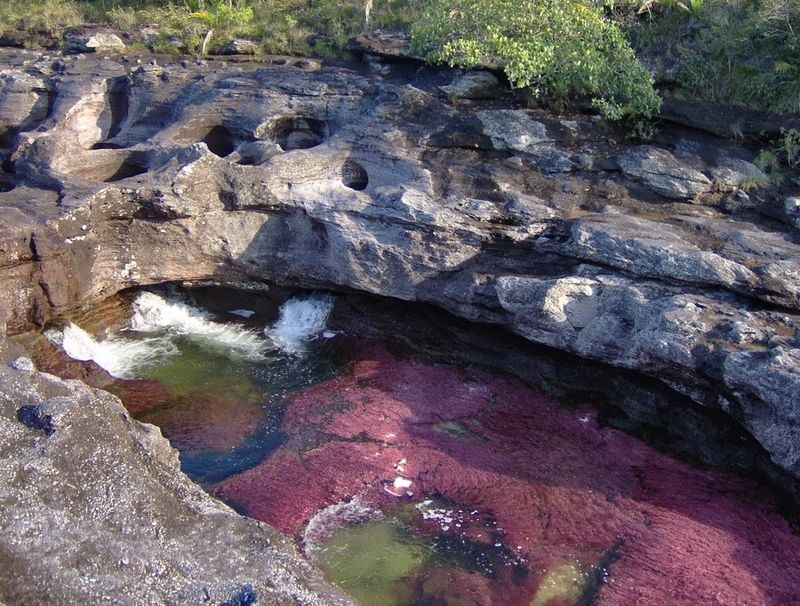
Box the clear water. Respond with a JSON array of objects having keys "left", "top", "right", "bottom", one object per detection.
[
  {"left": 315, "top": 520, "right": 428, "bottom": 606},
  {"left": 46, "top": 290, "right": 612, "bottom": 604},
  {"left": 50, "top": 288, "right": 800, "bottom": 606},
  {"left": 51, "top": 289, "right": 343, "bottom": 485}
]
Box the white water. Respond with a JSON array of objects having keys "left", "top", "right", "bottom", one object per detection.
[
  {"left": 53, "top": 291, "right": 335, "bottom": 378},
  {"left": 49, "top": 323, "right": 177, "bottom": 379},
  {"left": 53, "top": 291, "right": 272, "bottom": 378},
  {"left": 130, "top": 291, "right": 269, "bottom": 361},
  {"left": 266, "top": 293, "right": 335, "bottom": 353}
]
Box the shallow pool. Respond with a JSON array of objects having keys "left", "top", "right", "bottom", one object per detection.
[{"left": 51, "top": 287, "right": 800, "bottom": 606}]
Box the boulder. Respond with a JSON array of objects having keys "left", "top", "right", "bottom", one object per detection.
[
  {"left": 477, "top": 109, "right": 553, "bottom": 152},
  {"left": 63, "top": 30, "right": 126, "bottom": 53},
  {"left": 707, "top": 156, "right": 768, "bottom": 189},
  {"left": 617, "top": 145, "right": 712, "bottom": 199},
  {"left": 221, "top": 39, "right": 259, "bottom": 55},
  {"left": 439, "top": 70, "right": 502, "bottom": 100}
]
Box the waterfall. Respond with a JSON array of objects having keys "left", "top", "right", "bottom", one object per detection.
[
  {"left": 130, "top": 291, "right": 268, "bottom": 361},
  {"left": 51, "top": 322, "right": 177, "bottom": 379},
  {"left": 52, "top": 291, "right": 273, "bottom": 377},
  {"left": 266, "top": 292, "right": 335, "bottom": 353}
]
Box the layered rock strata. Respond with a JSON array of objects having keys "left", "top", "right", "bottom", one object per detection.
[{"left": 0, "top": 46, "right": 799, "bottom": 600}]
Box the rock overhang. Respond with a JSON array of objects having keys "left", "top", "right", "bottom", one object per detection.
[{"left": 0, "top": 48, "right": 798, "bottom": 495}]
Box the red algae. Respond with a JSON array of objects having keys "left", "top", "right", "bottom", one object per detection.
[
  {"left": 107, "top": 378, "right": 175, "bottom": 415},
  {"left": 212, "top": 341, "right": 800, "bottom": 605},
  {"left": 135, "top": 393, "right": 264, "bottom": 452}
]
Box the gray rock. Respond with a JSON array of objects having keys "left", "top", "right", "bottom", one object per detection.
[
  {"left": 63, "top": 31, "right": 126, "bottom": 53},
  {"left": 475, "top": 110, "right": 572, "bottom": 171},
  {"left": 0, "top": 360, "right": 353, "bottom": 605},
  {"left": 566, "top": 215, "right": 759, "bottom": 291},
  {"left": 785, "top": 196, "right": 800, "bottom": 229},
  {"left": 221, "top": 39, "right": 259, "bottom": 55},
  {"left": 477, "top": 109, "right": 552, "bottom": 152},
  {"left": 0, "top": 72, "right": 51, "bottom": 135},
  {"left": 10, "top": 356, "right": 35, "bottom": 371},
  {"left": 439, "top": 70, "right": 502, "bottom": 99},
  {"left": 724, "top": 347, "right": 800, "bottom": 474},
  {"left": 708, "top": 156, "right": 768, "bottom": 189},
  {"left": 0, "top": 47, "right": 800, "bottom": 597},
  {"left": 618, "top": 145, "right": 712, "bottom": 199}
]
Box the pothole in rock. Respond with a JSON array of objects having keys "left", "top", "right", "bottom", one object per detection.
[
  {"left": 263, "top": 116, "right": 329, "bottom": 151},
  {"left": 201, "top": 125, "right": 237, "bottom": 158},
  {"left": 23, "top": 284, "right": 800, "bottom": 606},
  {"left": 174, "top": 121, "right": 245, "bottom": 158},
  {"left": 341, "top": 159, "right": 368, "bottom": 191},
  {"left": 71, "top": 150, "right": 149, "bottom": 183}
]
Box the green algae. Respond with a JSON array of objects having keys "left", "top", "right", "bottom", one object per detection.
[
  {"left": 316, "top": 520, "right": 428, "bottom": 606},
  {"left": 136, "top": 338, "right": 261, "bottom": 398},
  {"left": 530, "top": 560, "right": 589, "bottom": 606}
]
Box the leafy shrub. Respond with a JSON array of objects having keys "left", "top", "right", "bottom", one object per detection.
[
  {"left": 410, "top": 0, "right": 661, "bottom": 120},
  {"left": 756, "top": 128, "right": 800, "bottom": 180},
  {"left": 619, "top": 0, "right": 800, "bottom": 114}
]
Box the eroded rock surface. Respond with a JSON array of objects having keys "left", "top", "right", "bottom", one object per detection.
[
  {"left": 0, "top": 354, "right": 352, "bottom": 605},
  {"left": 0, "top": 46, "right": 799, "bottom": 601}
]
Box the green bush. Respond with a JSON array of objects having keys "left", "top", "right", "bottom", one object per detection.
[
  {"left": 410, "top": 0, "right": 661, "bottom": 119},
  {"left": 619, "top": 0, "right": 800, "bottom": 114},
  {"left": 756, "top": 128, "right": 800, "bottom": 185}
]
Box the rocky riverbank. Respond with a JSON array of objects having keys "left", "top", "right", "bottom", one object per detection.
[{"left": 0, "top": 43, "right": 799, "bottom": 602}]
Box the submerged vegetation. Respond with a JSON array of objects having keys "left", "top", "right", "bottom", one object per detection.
[{"left": 0, "top": 0, "right": 797, "bottom": 121}]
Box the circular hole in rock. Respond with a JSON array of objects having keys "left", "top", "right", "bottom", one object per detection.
[
  {"left": 105, "top": 159, "right": 148, "bottom": 182},
  {"left": 270, "top": 116, "right": 328, "bottom": 151},
  {"left": 341, "top": 160, "right": 368, "bottom": 191},
  {"left": 202, "top": 125, "right": 237, "bottom": 158},
  {"left": 91, "top": 141, "right": 124, "bottom": 150}
]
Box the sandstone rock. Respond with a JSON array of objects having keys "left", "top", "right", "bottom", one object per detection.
[
  {"left": 439, "top": 70, "right": 502, "bottom": 100},
  {"left": 565, "top": 215, "right": 759, "bottom": 293},
  {"left": 349, "top": 31, "right": 420, "bottom": 61},
  {"left": 707, "top": 156, "right": 767, "bottom": 189},
  {"left": 0, "top": 48, "right": 799, "bottom": 587},
  {"left": 659, "top": 95, "right": 800, "bottom": 139},
  {"left": 785, "top": 196, "right": 800, "bottom": 229},
  {"left": 0, "top": 356, "right": 353, "bottom": 605},
  {"left": 0, "top": 72, "right": 51, "bottom": 138},
  {"left": 63, "top": 31, "right": 126, "bottom": 53},
  {"left": 477, "top": 109, "right": 552, "bottom": 152},
  {"left": 476, "top": 110, "right": 573, "bottom": 172},
  {"left": 724, "top": 347, "right": 800, "bottom": 474},
  {"left": 221, "top": 39, "right": 259, "bottom": 55},
  {"left": 617, "top": 145, "right": 712, "bottom": 199}
]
